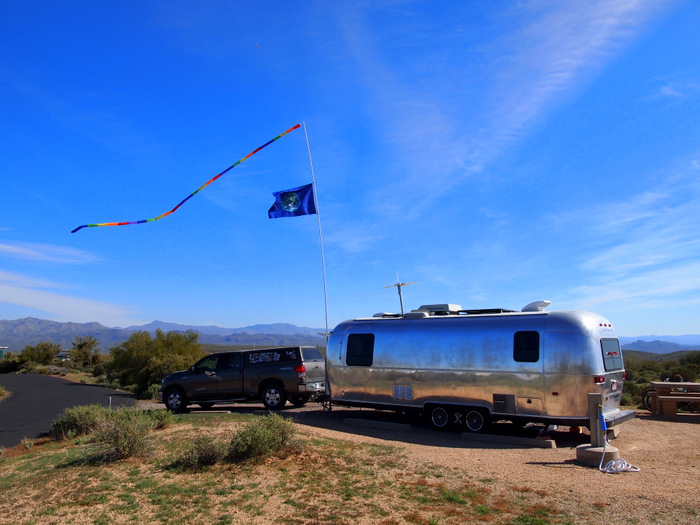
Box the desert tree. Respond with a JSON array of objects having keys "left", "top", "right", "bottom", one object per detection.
[
  {"left": 20, "top": 341, "right": 62, "bottom": 365},
  {"left": 68, "top": 335, "right": 102, "bottom": 368}
]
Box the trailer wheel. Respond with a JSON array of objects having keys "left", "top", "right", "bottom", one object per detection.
[
  {"left": 427, "top": 405, "right": 452, "bottom": 431},
  {"left": 464, "top": 409, "right": 489, "bottom": 433}
]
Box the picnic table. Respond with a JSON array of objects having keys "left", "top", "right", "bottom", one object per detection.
[{"left": 649, "top": 381, "right": 700, "bottom": 417}]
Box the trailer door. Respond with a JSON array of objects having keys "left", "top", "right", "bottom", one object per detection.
[{"left": 512, "top": 329, "right": 545, "bottom": 415}]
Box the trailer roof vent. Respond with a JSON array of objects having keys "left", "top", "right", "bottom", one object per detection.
[
  {"left": 415, "top": 304, "right": 462, "bottom": 315},
  {"left": 404, "top": 310, "right": 430, "bottom": 318},
  {"left": 521, "top": 300, "right": 551, "bottom": 312}
]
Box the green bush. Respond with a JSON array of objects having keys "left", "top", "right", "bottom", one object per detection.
[
  {"left": 50, "top": 404, "right": 110, "bottom": 440},
  {"left": 20, "top": 341, "right": 61, "bottom": 366},
  {"left": 142, "top": 383, "right": 161, "bottom": 400},
  {"left": 92, "top": 362, "right": 108, "bottom": 377},
  {"left": 92, "top": 408, "right": 154, "bottom": 461},
  {"left": 0, "top": 384, "right": 6, "bottom": 397},
  {"left": 0, "top": 357, "right": 21, "bottom": 374},
  {"left": 180, "top": 437, "right": 226, "bottom": 469},
  {"left": 228, "top": 414, "right": 295, "bottom": 461},
  {"left": 144, "top": 409, "right": 173, "bottom": 429}
]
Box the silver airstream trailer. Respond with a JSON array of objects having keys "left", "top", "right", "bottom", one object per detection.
[{"left": 325, "top": 301, "right": 634, "bottom": 432}]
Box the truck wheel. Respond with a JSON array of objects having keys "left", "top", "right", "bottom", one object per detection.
[
  {"left": 261, "top": 383, "right": 287, "bottom": 410},
  {"left": 164, "top": 387, "right": 188, "bottom": 412},
  {"left": 464, "top": 409, "right": 489, "bottom": 433},
  {"left": 427, "top": 405, "right": 452, "bottom": 431}
]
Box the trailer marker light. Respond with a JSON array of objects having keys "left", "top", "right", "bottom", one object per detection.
[
  {"left": 594, "top": 375, "right": 605, "bottom": 384},
  {"left": 552, "top": 392, "right": 559, "bottom": 396}
]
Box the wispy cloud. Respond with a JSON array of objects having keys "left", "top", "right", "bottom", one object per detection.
[
  {"left": 555, "top": 154, "right": 700, "bottom": 309},
  {"left": 341, "top": 1, "right": 674, "bottom": 218},
  {"left": 0, "top": 241, "right": 101, "bottom": 264},
  {"left": 0, "top": 282, "right": 138, "bottom": 325},
  {"left": 654, "top": 81, "right": 700, "bottom": 99},
  {"left": 0, "top": 271, "right": 65, "bottom": 289},
  {"left": 0, "top": 244, "right": 137, "bottom": 324}
]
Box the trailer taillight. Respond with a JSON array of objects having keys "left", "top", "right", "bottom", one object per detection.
[
  {"left": 622, "top": 372, "right": 627, "bottom": 379},
  {"left": 593, "top": 375, "right": 605, "bottom": 384},
  {"left": 293, "top": 364, "right": 306, "bottom": 374}
]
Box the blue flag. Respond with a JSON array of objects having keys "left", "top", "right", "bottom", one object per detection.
[{"left": 268, "top": 183, "right": 317, "bottom": 219}]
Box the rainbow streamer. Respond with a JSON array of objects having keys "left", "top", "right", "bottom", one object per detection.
[{"left": 71, "top": 123, "right": 301, "bottom": 233}]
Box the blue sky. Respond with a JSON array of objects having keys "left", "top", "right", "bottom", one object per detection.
[{"left": 2, "top": 1, "right": 699, "bottom": 337}]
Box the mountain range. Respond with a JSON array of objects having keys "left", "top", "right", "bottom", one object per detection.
[
  {"left": 0, "top": 317, "right": 698, "bottom": 355},
  {"left": 0, "top": 317, "right": 326, "bottom": 353}
]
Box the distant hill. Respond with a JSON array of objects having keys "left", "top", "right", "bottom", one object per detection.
[
  {"left": 0, "top": 317, "right": 326, "bottom": 353},
  {"left": 620, "top": 340, "right": 700, "bottom": 354},
  {"left": 622, "top": 349, "right": 698, "bottom": 363},
  {"left": 619, "top": 334, "right": 700, "bottom": 347}
]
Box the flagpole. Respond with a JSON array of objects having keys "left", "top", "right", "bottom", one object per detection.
[{"left": 302, "top": 122, "right": 330, "bottom": 340}]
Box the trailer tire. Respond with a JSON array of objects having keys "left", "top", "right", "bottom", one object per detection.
[
  {"left": 464, "top": 408, "right": 489, "bottom": 433},
  {"left": 427, "top": 405, "right": 452, "bottom": 431}
]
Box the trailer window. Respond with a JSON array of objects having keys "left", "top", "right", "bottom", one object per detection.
[
  {"left": 601, "top": 338, "right": 624, "bottom": 371},
  {"left": 513, "top": 331, "right": 539, "bottom": 362},
  {"left": 346, "top": 334, "right": 374, "bottom": 366}
]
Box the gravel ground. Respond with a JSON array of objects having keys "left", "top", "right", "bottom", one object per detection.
[{"left": 140, "top": 400, "right": 699, "bottom": 524}]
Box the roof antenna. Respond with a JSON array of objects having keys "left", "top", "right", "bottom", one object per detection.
[{"left": 385, "top": 274, "right": 418, "bottom": 315}]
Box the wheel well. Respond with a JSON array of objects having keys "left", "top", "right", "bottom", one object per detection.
[
  {"left": 259, "top": 379, "right": 285, "bottom": 395},
  {"left": 423, "top": 403, "right": 492, "bottom": 423}
]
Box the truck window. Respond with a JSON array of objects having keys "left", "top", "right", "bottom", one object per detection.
[
  {"left": 218, "top": 354, "right": 240, "bottom": 369},
  {"left": 346, "top": 334, "right": 374, "bottom": 366},
  {"left": 513, "top": 331, "right": 539, "bottom": 362},
  {"left": 247, "top": 348, "right": 298, "bottom": 365},
  {"left": 601, "top": 338, "right": 624, "bottom": 371},
  {"left": 302, "top": 348, "right": 323, "bottom": 361},
  {"left": 195, "top": 355, "right": 219, "bottom": 371}
]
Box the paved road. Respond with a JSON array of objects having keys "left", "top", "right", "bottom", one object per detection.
[{"left": 0, "top": 374, "right": 137, "bottom": 448}]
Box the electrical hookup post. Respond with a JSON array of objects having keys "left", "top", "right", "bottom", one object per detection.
[{"left": 576, "top": 393, "right": 640, "bottom": 473}]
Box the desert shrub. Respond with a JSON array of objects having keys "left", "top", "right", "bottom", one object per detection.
[
  {"left": 144, "top": 409, "right": 173, "bottom": 429},
  {"left": 18, "top": 362, "right": 40, "bottom": 374},
  {"left": 50, "top": 404, "right": 110, "bottom": 440},
  {"left": 92, "top": 362, "right": 108, "bottom": 377},
  {"left": 180, "top": 437, "right": 226, "bottom": 469},
  {"left": 0, "top": 385, "right": 6, "bottom": 397},
  {"left": 142, "top": 383, "right": 161, "bottom": 400},
  {"left": 620, "top": 392, "right": 632, "bottom": 406},
  {"left": 228, "top": 414, "right": 295, "bottom": 461},
  {"left": 92, "top": 408, "right": 154, "bottom": 461},
  {"left": 0, "top": 357, "right": 21, "bottom": 374},
  {"left": 46, "top": 365, "right": 69, "bottom": 376}
]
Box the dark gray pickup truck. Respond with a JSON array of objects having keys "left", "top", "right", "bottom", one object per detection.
[{"left": 158, "top": 346, "right": 325, "bottom": 411}]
